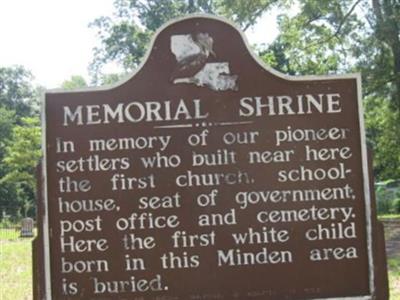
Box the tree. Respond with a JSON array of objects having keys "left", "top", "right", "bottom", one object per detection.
[
  {"left": 263, "top": 1, "right": 399, "bottom": 110},
  {"left": 61, "top": 75, "right": 88, "bottom": 90},
  {"left": 371, "top": 0, "right": 400, "bottom": 111},
  {"left": 0, "top": 66, "right": 37, "bottom": 119},
  {"left": 90, "top": 0, "right": 398, "bottom": 99},
  {"left": 89, "top": 0, "right": 399, "bottom": 179},
  {"left": 0, "top": 66, "right": 40, "bottom": 219},
  {"left": 263, "top": 0, "right": 399, "bottom": 179},
  {"left": 1, "top": 117, "right": 41, "bottom": 218},
  {"left": 89, "top": 0, "right": 279, "bottom": 82},
  {"left": 364, "top": 95, "right": 400, "bottom": 180},
  {"left": 0, "top": 108, "right": 18, "bottom": 218},
  {"left": 0, "top": 108, "right": 16, "bottom": 152}
]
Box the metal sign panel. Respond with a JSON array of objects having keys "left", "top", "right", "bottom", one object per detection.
[{"left": 41, "top": 14, "right": 379, "bottom": 299}]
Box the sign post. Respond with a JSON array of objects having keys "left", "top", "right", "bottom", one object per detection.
[{"left": 35, "top": 14, "right": 388, "bottom": 299}]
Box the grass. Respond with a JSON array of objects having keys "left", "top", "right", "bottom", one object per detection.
[
  {"left": 0, "top": 236, "right": 399, "bottom": 299},
  {"left": 0, "top": 228, "right": 21, "bottom": 241},
  {"left": 0, "top": 238, "right": 33, "bottom": 300},
  {"left": 388, "top": 256, "right": 400, "bottom": 299},
  {"left": 379, "top": 214, "right": 400, "bottom": 220}
]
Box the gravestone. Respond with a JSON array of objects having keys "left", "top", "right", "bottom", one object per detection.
[
  {"left": 20, "top": 217, "right": 34, "bottom": 237},
  {"left": 33, "top": 14, "right": 388, "bottom": 299}
]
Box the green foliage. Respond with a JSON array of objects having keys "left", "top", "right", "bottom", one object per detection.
[
  {"left": 376, "top": 185, "right": 395, "bottom": 214},
  {"left": 88, "top": 0, "right": 400, "bottom": 179},
  {"left": 89, "top": 0, "right": 216, "bottom": 80},
  {"left": 0, "top": 108, "right": 18, "bottom": 218},
  {"left": 61, "top": 75, "right": 88, "bottom": 90},
  {"left": 89, "top": 0, "right": 281, "bottom": 83},
  {"left": 364, "top": 96, "right": 400, "bottom": 179},
  {"left": 253, "top": 0, "right": 400, "bottom": 180},
  {"left": 375, "top": 179, "right": 400, "bottom": 214},
  {"left": 261, "top": 1, "right": 361, "bottom": 75},
  {"left": 267, "top": 0, "right": 400, "bottom": 109},
  {"left": 0, "top": 66, "right": 40, "bottom": 219},
  {"left": 2, "top": 117, "right": 41, "bottom": 187},
  {"left": 0, "top": 218, "right": 18, "bottom": 229},
  {"left": 378, "top": 214, "right": 400, "bottom": 220},
  {"left": 0, "top": 66, "right": 37, "bottom": 118},
  {"left": 1, "top": 117, "right": 41, "bottom": 218},
  {"left": 217, "top": 0, "right": 281, "bottom": 30},
  {"left": 393, "top": 198, "right": 400, "bottom": 214},
  {"left": 369, "top": 0, "right": 400, "bottom": 111},
  {"left": 98, "top": 72, "right": 130, "bottom": 86},
  {"left": 0, "top": 108, "right": 16, "bottom": 153}
]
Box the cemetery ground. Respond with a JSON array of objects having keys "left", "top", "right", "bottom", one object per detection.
[{"left": 0, "top": 219, "right": 399, "bottom": 300}]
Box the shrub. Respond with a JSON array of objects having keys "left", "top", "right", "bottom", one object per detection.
[{"left": 392, "top": 198, "right": 400, "bottom": 214}]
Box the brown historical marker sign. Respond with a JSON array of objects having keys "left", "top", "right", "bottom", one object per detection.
[{"left": 40, "top": 15, "right": 385, "bottom": 299}]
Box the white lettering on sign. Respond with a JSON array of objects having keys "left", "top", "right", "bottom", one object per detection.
[{"left": 63, "top": 99, "right": 208, "bottom": 126}]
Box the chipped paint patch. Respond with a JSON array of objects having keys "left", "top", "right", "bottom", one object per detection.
[
  {"left": 170, "top": 33, "right": 238, "bottom": 91},
  {"left": 171, "top": 35, "right": 201, "bottom": 62},
  {"left": 174, "top": 62, "right": 238, "bottom": 91}
]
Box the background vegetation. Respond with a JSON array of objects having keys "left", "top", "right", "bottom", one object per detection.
[
  {"left": 0, "top": 1, "right": 399, "bottom": 299},
  {"left": 1, "top": 0, "right": 399, "bottom": 221}
]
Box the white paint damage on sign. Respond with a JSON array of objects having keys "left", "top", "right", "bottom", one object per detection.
[{"left": 170, "top": 33, "right": 238, "bottom": 91}]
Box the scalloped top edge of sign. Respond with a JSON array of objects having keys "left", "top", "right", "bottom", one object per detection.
[{"left": 46, "top": 13, "right": 361, "bottom": 94}]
